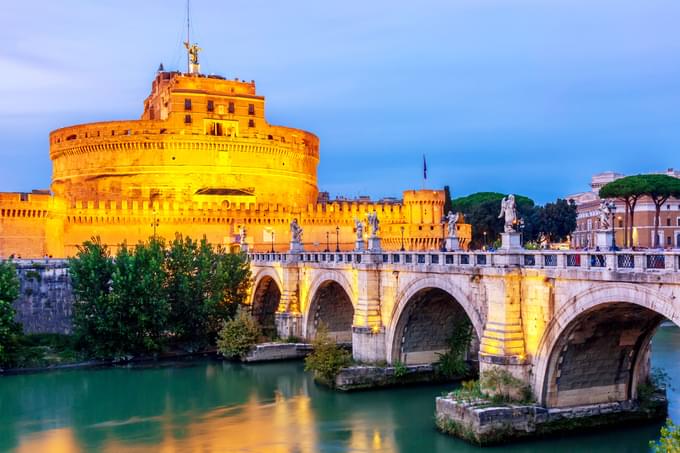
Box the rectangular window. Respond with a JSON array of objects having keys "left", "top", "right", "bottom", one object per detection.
[
  {"left": 248, "top": 104, "right": 255, "bottom": 115},
  {"left": 184, "top": 99, "right": 192, "bottom": 110},
  {"left": 228, "top": 102, "right": 235, "bottom": 114},
  {"left": 677, "top": 217, "right": 680, "bottom": 226},
  {"left": 248, "top": 119, "right": 255, "bottom": 128},
  {"left": 184, "top": 114, "right": 192, "bottom": 124},
  {"left": 667, "top": 218, "right": 672, "bottom": 226},
  {"left": 618, "top": 220, "right": 623, "bottom": 228},
  {"left": 667, "top": 236, "right": 672, "bottom": 246},
  {"left": 207, "top": 100, "right": 214, "bottom": 112}
]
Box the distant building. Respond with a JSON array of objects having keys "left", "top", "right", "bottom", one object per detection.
[{"left": 568, "top": 169, "right": 680, "bottom": 249}]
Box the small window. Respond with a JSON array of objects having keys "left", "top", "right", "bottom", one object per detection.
[
  {"left": 667, "top": 236, "right": 672, "bottom": 245},
  {"left": 667, "top": 218, "right": 672, "bottom": 226},
  {"left": 618, "top": 220, "right": 623, "bottom": 228},
  {"left": 677, "top": 217, "right": 680, "bottom": 226},
  {"left": 228, "top": 102, "right": 235, "bottom": 114},
  {"left": 248, "top": 119, "right": 255, "bottom": 128},
  {"left": 185, "top": 114, "right": 192, "bottom": 124},
  {"left": 248, "top": 104, "right": 255, "bottom": 115},
  {"left": 184, "top": 99, "right": 192, "bottom": 110},
  {"left": 207, "top": 100, "right": 214, "bottom": 112}
]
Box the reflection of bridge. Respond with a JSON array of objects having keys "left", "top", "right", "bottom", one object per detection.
[{"left": 249, "top": 249, "right": 680, "bottom": 408}]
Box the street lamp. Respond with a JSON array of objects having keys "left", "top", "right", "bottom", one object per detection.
[
  {"left": 335, "top": 226, "right": 340, "bottom": 252},
  {"left": 483, "top": 231, "right": 487, "bottom": 250},
  {"left": 518, "top": 218, "right": 525, "bottom": 247},
  {"left": 271, "top": 230, "right": 275, "bottom": 253},
  {"left": 325, "top": 231, "right": 330, "bottom": 252},
  {"left": 400, "top": 226, "right": 405, "bottom": 251},
  {"left": 608, "top": 201, "right": 617, "bottom": 250}
]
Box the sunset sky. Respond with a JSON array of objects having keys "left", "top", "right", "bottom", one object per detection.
[{"left": 2, "top": 0, "right": 680, "bottom": 203}]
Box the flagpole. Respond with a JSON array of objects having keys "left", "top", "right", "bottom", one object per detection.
[{"left": 422, "top": 154, "right": 427, "bottom": 190}]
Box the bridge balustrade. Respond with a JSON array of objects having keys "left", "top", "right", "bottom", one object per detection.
[{"left": 247, "top": 250, "right": 680, "bottom": 273}]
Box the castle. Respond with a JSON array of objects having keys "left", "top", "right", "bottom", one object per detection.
[{"left": 0, "top": 44, "right": 470, "bottom": 258}]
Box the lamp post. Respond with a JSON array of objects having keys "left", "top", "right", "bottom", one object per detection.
[
  {"left": 400, "top": 226, "right": 405, "bottom": 251},
  {"left": 325, "top": 231, "right": 330, "bottom": 252},
  {"left": 518, "top": 218, "right": 525, "bottom": 247},
  {"left": 335, "top": 226, "right": 340, "bottom": 252},
  {"left": 483, "top": 231, "right": 487, "bottom": 250},
  {"left": 271, "top": 231, "right": 275, "bottom": 253},
  {"left": 608, "top": 201, "right": 617, "bottom": 250}
]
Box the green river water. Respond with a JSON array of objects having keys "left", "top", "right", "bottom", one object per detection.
[{"left": 1, "top": 325, "right": 679, "bottom": 452}]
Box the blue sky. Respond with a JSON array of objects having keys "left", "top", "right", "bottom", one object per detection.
[{"left": 2, "top": 0, "right": 679, "bottom": 203}]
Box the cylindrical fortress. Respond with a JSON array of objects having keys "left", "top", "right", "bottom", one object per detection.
[{"left": 49, "top": 72, "right": 319, "bottom": 208}]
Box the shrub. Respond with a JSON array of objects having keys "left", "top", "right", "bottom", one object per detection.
[
  {"left": 394, "top": 360, "right": 408, "bottom": 378},
  {"left": 304, "top": 324, "right": 351, "bottom": 384},
  {"left": 480, "top": 366, "right": 533, "bottom": 404},
  {"left": 217, "top": 308, "right": 261, "bottom": 359},
  {"left": 0, "top": 259, "right": 21, "bottom": 367},
  {"left": 436, "top": 318, "right": 473, "bottom": 378},
  {"left": 650, "top": 419, "right": 680, "bottom": 452}
]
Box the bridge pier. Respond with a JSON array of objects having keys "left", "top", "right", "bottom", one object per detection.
[
  {"left": 352, "top": 327, "right": 386, "bottom": 362},
  {"left": 351, "top": 259, "right": 387, "bottom": 362}
]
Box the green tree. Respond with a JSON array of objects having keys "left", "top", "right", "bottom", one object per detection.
[
  {"left": 71, "top": 238, "right": 169, "bottom": 357},
  {"left": 443, "top": 185, "right": 453, "bottom": 216},
  {"left": 538, "top": 198, "right": 577, "bottom": 243},
  {"left": 165, "top": 235, "right": 251, "bottom": 348},
  {"left": 0, "top": 259, "right": 21, "bottom": 366},
  {"left": 641, "top": 175, "right": 680, "bottom": 247},
  {"left": 109, "top": 238, "right": 169, "bottom": 355},
  {"left": 451, "top": 192, "right": 537, "bottom": 248},
  {"left": 650, "top": 419, "right": 680, "bottom": 452},
  {"left": 69, "top": 237, "right": 115, "bottom": 354},
  {"left": 601, "top": 175, "right": 680, "bottom": 248}
]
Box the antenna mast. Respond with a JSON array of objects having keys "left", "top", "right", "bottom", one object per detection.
[
  {"left": 183, "top": 0, "right": 202, "bottom": 74},
  {"left": 186, "top": 0, "right": 190, "bottom": 73}
]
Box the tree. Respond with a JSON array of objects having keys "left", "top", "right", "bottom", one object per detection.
[
  {"left": 443, "top": 185, "right": 453, "bottom": 216},
  {"left": 537, "top": 198, "right": 577, "bottom": 243},
  {"left": 641, "top": 175, "right": 680, "bottom": 247},
  {"left": 71, "top": 238, "right": 169, "bottom": 357},
  {"left": 0, "top": 259, "right": 21, "bottom": 366},
  {"left": 601, "top": 175, "right": 680, "bottom": 248},
  {"left": 109, "top": 238, "right": 169, "bottom": 355},
  {"left": 451, "top": 192, "right": 537, "bottom": 248},
  {"left": 165, "top": 235, "right": 251, "bottom": 348},
  {"left": 69, "top": 237, "right": 115, "bottom": 354}
]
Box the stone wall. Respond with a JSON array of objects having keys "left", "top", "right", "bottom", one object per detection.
[
  {"left": 12, "top": 260, "right": 73, "bottom": 334},
  {"left": 308, "top": 281, "right": 354, "bottom": 342}
]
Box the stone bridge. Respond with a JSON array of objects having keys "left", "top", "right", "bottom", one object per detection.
[{"left": 248, "top": 248, "right": 680, "bottom": 408}]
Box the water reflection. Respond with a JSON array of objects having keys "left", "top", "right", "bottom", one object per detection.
[{"left": 1, "top": 325, "right": 679, "bottom": 452}]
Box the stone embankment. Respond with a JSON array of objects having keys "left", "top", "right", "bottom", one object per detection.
[
  {"left": 243, "top": 343, "right": 313, "bottom": 362},
  {"left": 435, "top": 392, "right": 668, "bottom": 445},
  {"left": 329, "top": 363, "right": 470, "bottom": 391},
  {"left": 13, "top": 260, "right": 73, "bottom": 334}
]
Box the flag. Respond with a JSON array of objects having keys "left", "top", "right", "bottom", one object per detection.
[{"left": 423, "top": 155, "right": 427, "bottom": 180}]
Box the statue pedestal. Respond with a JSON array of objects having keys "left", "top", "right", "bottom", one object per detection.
[
  {"left": 595, "top": 230, "right": 614, "bottom": 250},
  {"left": 289, "top": 241, "right": 303, "bottom": 253},
  {"left": 445, "top": 236, "right": 460, "bottom": 251},
  {"left": 500, "top": 232, "right": 522, "bottom": 251},
  {"left": 354, "top": 240, "right": 365, "bottom": 252},
  {"left": 368, "top": 236, "right": 382, "bottom": 252},
  {"left": 240, "top": 243, "right": 249, "bottom": 253}
]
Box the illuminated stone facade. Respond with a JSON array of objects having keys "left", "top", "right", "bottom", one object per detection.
[{"left": 0, "top": 69, "right": 470, "bottom": 258}]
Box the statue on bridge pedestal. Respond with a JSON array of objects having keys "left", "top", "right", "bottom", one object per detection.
[
  {"left": 367, "top": 211, "right": 382, "bottom": 252},
  {"left": 290, "top": 218, "right": 303, "bottom": 252},
  {"left": 446, "top": 211, "right": 459, "bottom": 238},
  {"left": 238, "top": 225, "right": 248, "bottom": 252},
  {"left": 367, "top": 210, "right": 380, "bottom": 238},
  {"left": 498, "top": 195, "right": 517, "bottom": 233},
  {"left": 444, "top": 211, "right": 461, "bottom": 251},
  {"left": 598, "top": 200, "right": 611, "bottom": 231},
  {"left": 354, "top": 218, "right": 365, "bottom": 251}
]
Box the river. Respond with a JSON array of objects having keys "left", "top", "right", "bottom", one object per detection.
[{"left": 1, "top": 325, "right": 679, "bottom": 452}]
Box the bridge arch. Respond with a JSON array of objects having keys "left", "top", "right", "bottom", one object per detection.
[
  {"left": 386, "top": 276, "right": 483, "bottom": 365},
  {"left": 303, "top": 271, "right": 356, "bottom": 343},
  {"left": 534, "top": 283, "right": 678, "bottom": 407},
  {"left": 250, "top": 269, "right": 283, "bottom": 338}
]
